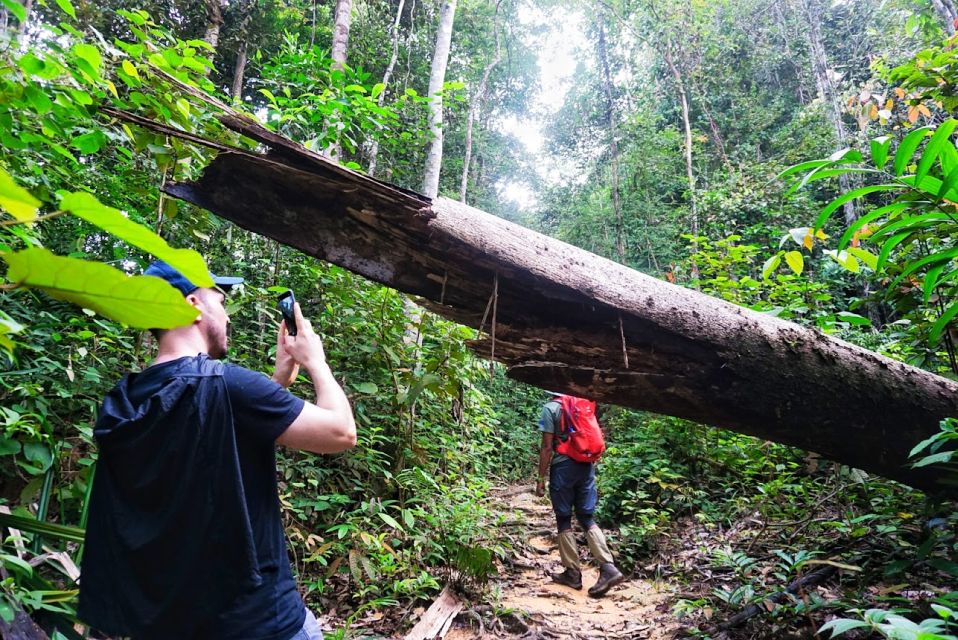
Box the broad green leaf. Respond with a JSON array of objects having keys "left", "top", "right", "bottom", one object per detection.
[
  {"left": 761, "top": 253, "right": 782, "bottom": 280},
  {"left": 888, "top": 247, "right": 958, "bottom": 292},
  {"left": 777, "top": 159, "right": 834, "bottom": 182},
  {"left": 938, "top": 165, "right": 958, "bottom": 200},
  {"left": 259, "top": 88, "right": 277, "bottom": 104},
  {"left": 377, "top": 512, "right": 402, "bottom": 530},
  {"left": 895, "top": 126, "right": 933, "bottom": 176},
  {"left": 1, "top": 553, "right": 34, "bottom": 576},
  {"left": 836, "top": 311, "right": 871, "bottom": 326},
  {"left": 0, "top": 436, "right": 21, "bottom": 456},
  {"left": 121, "top": 59, "right": 139, "bottom": 79},
  {"left": 354, "top": 382, "right": 378, "bottom": 394},
  {"left": 0, "top": 0, "right": 26, "bottom": 22},
  {"left": 23, "top": 442, "right": 52, "bottom": 471},
  {"left": 931, "top": 300, "right": 958, "bottom": 344},
  {"left": 18, "top": 52, "right": 45, "bottom": 76},
  {"left": 72, "top": 43, "right": 102, "bottom": 75},
  {"left": 870, "top": 212, "right": 952, "bottom": 242},
  {"left": 838, "top": 202, "right": 910, "bottom": 249},
  {"left": 58, "top": 191, "right": 213, "bottom": 288},
  {"left": 0, "top": 167, "right": 41, "bottom": 222},
  {"left": 924, "top": 263, "right": 950, "bottom": 303},
  {"left": 786, "top": 168, "right": 877, "bottom": 196},
  {"left": 3, "top": 248, "right": 200, "bottom": 329},
  {"left": 818, "top": 619, "right": 872, "bottom": 638},
  {"left": 912, "top": 451, "right": 955, "bottom": 467},
  {"left": 371, "top": 83, "right": 385, "bottom": 98},
  {"left": 847, "top": 247, "right": 878, "bottom": 271},
  {"left": 917, "top": 119, "right": 958, "bottom": 185},
  {"left": 877, "top": 231, "right": 914, "bottom": 271},
  {"left": 70, "top": 130, "right": 106, "bottom": 154},
  {"left": 53, "top": 0, "right": 76, "bottom": 18},
  {"left": 870, "top": 135, "right": 892, "bottom": 169},
  {"left": 814, "top": 185, "right": 901, "bottom": 230},
  {"left": 784, "top": 251, "right": 804, "bottom": 275}
]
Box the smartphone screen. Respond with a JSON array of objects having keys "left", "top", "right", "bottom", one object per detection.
[{"left": 277, "top": 290, "right": 297, "bottom": 336}]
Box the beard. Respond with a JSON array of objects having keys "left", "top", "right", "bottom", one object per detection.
[{"left": 206, "top": 323, "right": 228, "bottom": 359}]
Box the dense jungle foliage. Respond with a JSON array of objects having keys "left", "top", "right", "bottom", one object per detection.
[{"left": 0, "top": 0, "right": 957, "bottom": 638}]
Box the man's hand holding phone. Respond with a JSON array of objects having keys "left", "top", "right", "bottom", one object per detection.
[{"left": 280, "top": 300, "right": 327, "bottom": 375}]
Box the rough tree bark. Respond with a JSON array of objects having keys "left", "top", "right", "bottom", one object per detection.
[
  {"left": 230, "top": 0, "right": 254, "bottom": 102},
  {"left": 114, "top": 105, "right": 958, "bottom": 498},
  {"left": 422, "top": 0, "right": 458, "bottom": 198},
  {"left": 367, "top": 0, "right": 407, "bottom": 177},
  {"left": 460, "top": 0, "right": 503, "bottom": 203},
  {"left": 597, "top": 19, "right": 625, "bottom": 263},
  {"left": 203, "top": 0, "right": 228, "bottom": 51},
  {"left": 325, "top": 0, "right": 353, "bottom": 161},
  {"left": 331, "top": 0, "right": 352, "bottom": 69}
]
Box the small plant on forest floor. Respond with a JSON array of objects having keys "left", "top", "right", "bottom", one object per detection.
[{"left": 819, "top": 605, "right": 958, "bottom": 639}]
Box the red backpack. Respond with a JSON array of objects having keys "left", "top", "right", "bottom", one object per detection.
[{"left": 553, "top": 395, "right": 606, "bottom": 463}]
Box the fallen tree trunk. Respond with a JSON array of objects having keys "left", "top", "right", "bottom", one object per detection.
[{"left": 112, "top": 106, "right": 958, "bottom": 497}]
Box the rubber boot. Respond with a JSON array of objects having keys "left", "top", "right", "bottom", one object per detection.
[
  {"left": 588, "top": 563, "right": 625, "bottom": 598},
  {"left": 552, "top": 530, "right": 582, "bottom": 589}
]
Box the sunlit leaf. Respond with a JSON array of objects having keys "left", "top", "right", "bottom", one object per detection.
[
  {"left": 761, "top": 253, "right": 782, "bottom": 280},
  {"left": 0, "top": 167, "right": 41, "bottom": 222},
  {"left": 58, "top": 191, "right": 213, "bottom": 288},
  {"left": 3, "top": 248, "right": 199, "bottom": 329},
  {"left": 53, "top": 0, "right": 76, "bottom": 18},
  {"left": 930, "top": 300, "right": 958, "bottom": 344},
  {"left": 870, "top": 135, "right": 892, "bottom": 169},
  {"left": 0, "top": 0, "right": 26, "bottom": 22},
  {"left": 916, "top": 119, "right": 958, "bottom": 184},
  {"left": 894, "top": 126, "right": 933, "bottom": 176},
  {"left": 784, "top": 251, "right": 804, "bottom": 275}
]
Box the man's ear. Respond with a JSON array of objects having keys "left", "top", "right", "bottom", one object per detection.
[{"left": 185, "top": 293, "right": 203, "bottom": 322}]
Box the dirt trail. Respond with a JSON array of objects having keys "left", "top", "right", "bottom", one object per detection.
[{"left": 445, "top": 486, "right": 679, "bottom": 640}]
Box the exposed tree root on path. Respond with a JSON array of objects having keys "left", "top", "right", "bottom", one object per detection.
[{"left": 443, "top": 485, "right": 679, "bottom": 640}]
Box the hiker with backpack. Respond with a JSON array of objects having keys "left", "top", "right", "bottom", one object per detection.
[{"left": 535, "top": 394, "right": 625, "bottom": 597}]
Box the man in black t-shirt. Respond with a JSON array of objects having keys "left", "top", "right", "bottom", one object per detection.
[{"left": 79, "top": 260, "right": 356, "bottom": 640}]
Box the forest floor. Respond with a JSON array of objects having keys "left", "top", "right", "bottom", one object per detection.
[{"left": 441, "top": 485, "right": 680, "bottom": 640}]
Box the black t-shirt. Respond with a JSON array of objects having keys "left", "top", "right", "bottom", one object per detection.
[{"left": 83, "top": 356, "right": 306, "bottom": 640}]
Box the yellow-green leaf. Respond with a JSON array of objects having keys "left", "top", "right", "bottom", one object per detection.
[
  {"left": 3, "top": 248, "right": 199, "bottom": 329},
  {"left": 784, "top": 251, "right": 804, "bottom": 275},
  {"left": 58, "top": 191, "right": 213, "bottom": 288},
  {"left": 0, "top": 167, "right": 41, "bottom": 222},
  {"left": 121, "top": 59, "right": 139, "bottom": 80},
  {"left": 53, "top": 0, "right": 76, "bottom": 18}
]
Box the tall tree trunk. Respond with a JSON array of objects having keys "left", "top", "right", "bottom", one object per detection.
[
  {"left": 801, "top": 0, "right": 858, "bottom": 225},
  {"left": 230, "top": 0, "right": 254, "bottom": 102},
  {"left": 331, "top": 0, "right": 352, "bottom": 68},
  {"left": 422, "top": 0, "right": 458, "bottom": 198},
  {"left": 663, "top": 47, "right": 698, "bottom": 237},
  {"left": 931, "top": 0, "right": 958, "bottom": 34},
  {"left": 460, "top": 0, "right": 503, "bottom": 203},
  {"left": 325, "top": 0, "right": 352, "bottom": 161},
  {"left": 367, "top": 0, "right": 408, "bottom": 177},
  {"left": 597, "top": 20, "right": 625, "bottom": 263},
  {"left": 203, "top": 0, "right": 228, "bottom": 51},
  {"left": 231, "top": 40, "right": 248, "bottom": 101}
]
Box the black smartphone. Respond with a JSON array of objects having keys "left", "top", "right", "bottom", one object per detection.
[{"left": 277, "top": 290, "right": 297, "bottom": 336}]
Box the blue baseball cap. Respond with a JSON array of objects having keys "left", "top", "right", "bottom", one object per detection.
[{"left": 144, "top": 260, "right": 244, "bottom": 296}]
